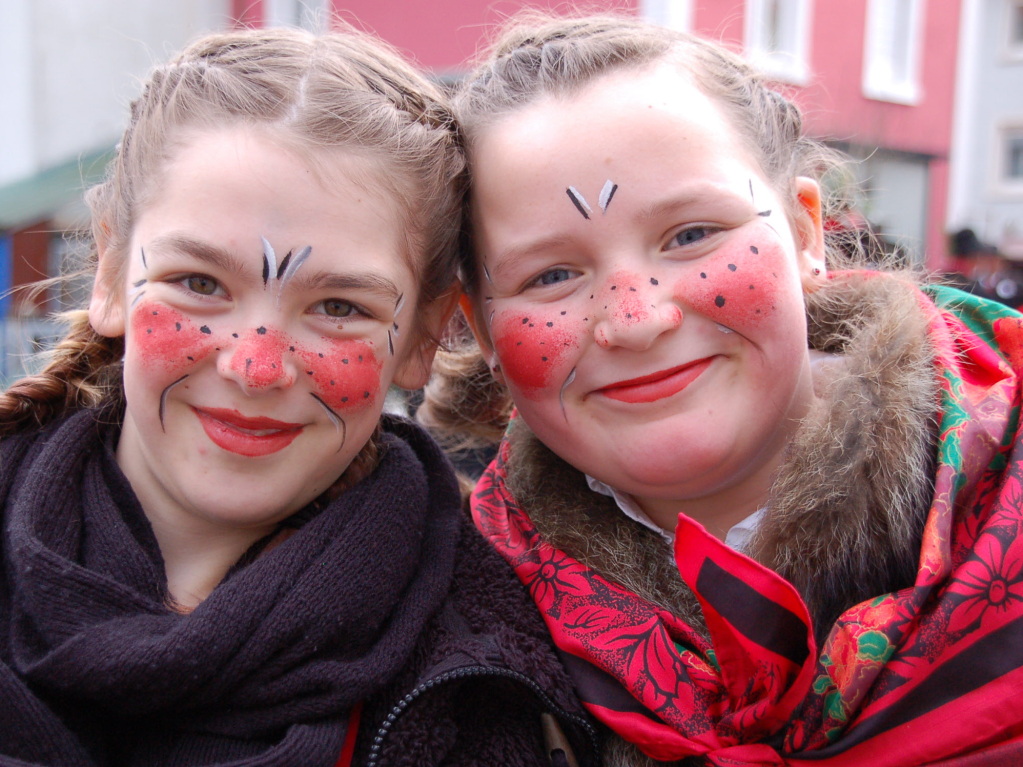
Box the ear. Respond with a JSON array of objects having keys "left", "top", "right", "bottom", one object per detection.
[
  {"left": 792, "top": 177, "right": 826, "bottom": 291},
  {"left": 391, "top": 283, "right": 462, "bottom": 391},
  {"left": 87, "top": 220, "right": 127, "bottom": 337},
  {"left": 457, "top": 293, "right": 504, "bottom": 385}
]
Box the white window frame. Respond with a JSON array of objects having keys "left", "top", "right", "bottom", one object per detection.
[
  {"left": 862, "top": 0, "right": 924, "bottom": 104},
  {"left": 994, "top": 122, "right": 1023, "bottom": 196},
  {"left": 744, "top": 0, "right": 813, "bottom": 85},
  {"left": 1001, "top": 0, "right": 1023, "bottom": 62},
  {"left": 640, "top": 0, "right": 694, "bottom": 33}
]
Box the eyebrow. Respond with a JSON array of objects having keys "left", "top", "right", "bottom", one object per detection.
[
  {"left": 291, "top": 271, "right": 401, "bottom": 302},
  {"left": 148, "top": 233, "right": 401, "bottom": 302},
  {"left": 148, "top": 234, "right": 241, "bottom": 274},
  {"left": 490, "top": 235, "right": 574, "bottom": 274}
]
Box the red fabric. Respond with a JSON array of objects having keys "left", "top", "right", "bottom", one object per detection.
[{"left": 473, "top": 286, "right": 1023, "bottom": 765}]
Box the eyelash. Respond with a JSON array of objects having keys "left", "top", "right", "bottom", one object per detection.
[
  {"left": 174, "top": 273, "right": 226, "bottom": 299},
  {"left": 310, "top": 298, "right": 372, "bottom": 320},
  {"left": 525, "top": 267, "right": 580, "bottom": 291},
  {"left": 665, "top": 225, "right": 721, "bottom": 251}
]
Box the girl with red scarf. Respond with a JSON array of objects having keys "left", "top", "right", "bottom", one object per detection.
[{"left": 421, "top": 13, "right": 1023, "bottom": 766}]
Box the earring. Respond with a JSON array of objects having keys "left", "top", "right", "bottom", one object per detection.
[{"left": 812, "top": 267, "right": 821, "bottom": 276}]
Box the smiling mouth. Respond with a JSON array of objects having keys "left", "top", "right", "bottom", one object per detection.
[
  {"left": 597, "top": 358, "right": 713, "bottom": 404},
  {"left": 194, "top": 407, "right": 304, "bottom": 457}
]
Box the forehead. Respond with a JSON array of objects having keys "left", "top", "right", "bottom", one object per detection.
[
  {"left": 135, "top": 127, "right": 414, "bottom": 277},
  {"left": 469, "top": 63, "right": 764, "bottom": 249}
]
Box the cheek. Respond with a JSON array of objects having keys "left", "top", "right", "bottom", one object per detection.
[
  {"left": 129, "top": 301, "right": 216, "bottom": 372},
  {"left": 492, "top": 310, "right": 582, "bottom": 398},
  {"left": 297, "top": 340, "right": 383, "bottom": 412},
  {"left": 682, "top": 237, "right": 785, "bottom": 328}
]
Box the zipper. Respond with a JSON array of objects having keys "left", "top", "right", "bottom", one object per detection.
[{"left": 366, "top": 664, "right": 599, "bottom": 767}]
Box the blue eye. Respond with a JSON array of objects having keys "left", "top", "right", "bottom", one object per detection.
[
  {"left": 535, "top": 268, "right": 575, "bottom": 286},
  {"left": 668, "top": 226, "right": 714, "bottom": 249}
]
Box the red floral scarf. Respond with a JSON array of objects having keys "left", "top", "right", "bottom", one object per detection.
[{"left": 473, "top": 286, "right": 1023, "bottom": 765}]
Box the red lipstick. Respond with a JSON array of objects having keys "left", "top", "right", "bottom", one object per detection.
[
  {"left": 597, "top": 358, "right": 713, "bottom": 404},
  {"left": 194, "top": 407, "right": 303, "bottom": 457}
]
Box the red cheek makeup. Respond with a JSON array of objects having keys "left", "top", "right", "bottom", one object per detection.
[{"left": 493, "top": 311, "right": 580, "bottom": 397}]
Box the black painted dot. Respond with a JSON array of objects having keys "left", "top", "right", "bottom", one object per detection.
[
  {"left": 589, "top": 295, "right": 594, "bottom": 299},
  {"left": 629, "top": 287, "right": 637, "bottom": 292},
  {"left": 358, "top": 356, "right": 363, "bottom": 362},
  {"left": 541, "top": 356, "right": 548, "bottom": 362},
  {"left": 522, "top": 318, "right": 529, "bottom": 324},
  {"left": 650, "top": 277, "right": 659, "bottom": 285},
  {"left": 516, "top": 341, "right": 522, "bottom": 346},
  {"left": 232, "top": 333, "right": 239, "bottom": 338},
  {"left": 342, "top": 358, "right": 349, "bottom": 364},
  {"left": 750, "top": 245, "right": 759, "bottom": 254},
  {"left": 626, "top": 313, "right": 632, "bottom": 318},
  {"left": 528, "top": 323, "right": 534, "bottom": 327},
  {"left": 200, "top": 326, "right": 211, "bottom": 334},
  {"left": 256, "top": 326, "right": 267, "bottom": 335},
  {"left": 307, "top": 370, "right": 314, "bottom": 375},
  {"left": 175, "top": 322, "right": 181, "bottom": 331},
  {"left": 187, "top": 356, "right": 194, "bottom": 361},
  {"left": 146, "top": 328, "right": 152, "bottom": 334},
  {"left": 342, "top": 396, "right": 349, "bottom": 403},
  {"left": 152, "top": 310, "right": 158, "bottom": 316},
  {"left": 700, "top": 273, "right": 707, "bottom": 279},
  {"left": 749, "top": 284, "right": 755, "bottom": 290},
  {"left": 728, "top": 264, "right": 737, "bottom": 271},
  {"left": 611, "top": 285, "right": 617, "bottom": 291},
  {"left": 560, "top": 311, "right": 567, "bottom": 315},
  {"left": 715, "top": 295, "right": 726, "bottom": 308},
  {"left": 289, "top": 346, "right": 295, "bottom": 352},
  {"left": 363, "top": 391, "right": 370, "bottom": 398},
  {"left": 271, "top": 363, "right": 276, "bottom": 369},
  {"left": 318, "top": 352, "right": 324, "bottom": 358},
  {"left": 330, "top": 380, "right": 335, "bottom": 385},
  {"left": 546, "top": 321, "right": 554, "bottom": 327}
]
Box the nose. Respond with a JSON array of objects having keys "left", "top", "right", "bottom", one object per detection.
[
  {"left": 219, "top": 326, "right": 298, "bottom": 392},
  {"left": 592, "top": 273, "right": 683, "bottom": 351}
]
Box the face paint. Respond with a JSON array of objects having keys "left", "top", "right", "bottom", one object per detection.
[
  {"left": 131, "top": 300, "right": 217, "bottom": 371},
  {"left": 679, "top": 226, "right": 783, "bottom": 331},
  {"left": 296, "top": 341, "right": 381, "bottom": 412},
  {"left": 566, "top": 186, "right": 593, "bottom": 219},
  {"left": 492, "top": 310, "right": 580, "bottom": 397},
  {"left": 598, "top": 179, "right": 618, "bottom": 213}
]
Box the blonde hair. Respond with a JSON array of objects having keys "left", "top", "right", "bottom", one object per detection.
[
  {"left": 419, "top": 11, "right": 863, "bottom": 448},
  {"left": 1, "top": 25, "right": 465, "bottom": 439}
]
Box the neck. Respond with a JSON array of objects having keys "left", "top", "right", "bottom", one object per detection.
[
  {"left": 146, "top": 515, "right": 274, "bottom": 609},
  {"left": 638, "top": 453, "right": 781, "bottom": 541}
]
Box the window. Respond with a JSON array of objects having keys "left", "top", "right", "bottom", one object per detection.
[
  {"left": 998, "top": 125, "right": 1023, "bottom": 190},
  {"left": 1003, "top": 0, "right": 1023, "bottom": 61},
  {"left": 640, "top": 0, "right": 693, "bottom": 33},
  {"left": 863, "top": 0, "right": 924, "bottom": 104},
  {"left": 745, "top": 0, "right": 812, "bottom": 84}
]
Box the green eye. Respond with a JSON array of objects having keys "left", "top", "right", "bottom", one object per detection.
[
  {"left": 323, "top": 299, "right": 356, "bottom": 318},
  {"left": 187, "top": 275, "right": 219, "bottom": 295}
]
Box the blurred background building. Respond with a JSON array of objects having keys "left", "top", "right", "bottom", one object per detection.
[{"left": 0, "top": 0, "right": 1020, "bottom": 382}]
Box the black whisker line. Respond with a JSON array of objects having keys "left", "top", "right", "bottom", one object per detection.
[
  {"left": 159, "top": 375, "right": 189, "bottom": 432},
  {"left": 140, "top": 247, "right": 148, "bottom": 269},
  {"left": 310, "top": 393, "right": 346, "bottom": 453}
]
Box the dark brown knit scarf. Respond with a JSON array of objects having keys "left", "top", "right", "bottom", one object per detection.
[{"left": 0, "top": 407, "right": 460, "bottom": 766}]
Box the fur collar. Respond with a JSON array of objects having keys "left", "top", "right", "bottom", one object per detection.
[{"left": 504, "top": 271, "right": 938, "bottom": 643}]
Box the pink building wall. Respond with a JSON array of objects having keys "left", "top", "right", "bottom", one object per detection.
[{"left": 232, "top": 0, "right": 959, "bottom": 266}]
